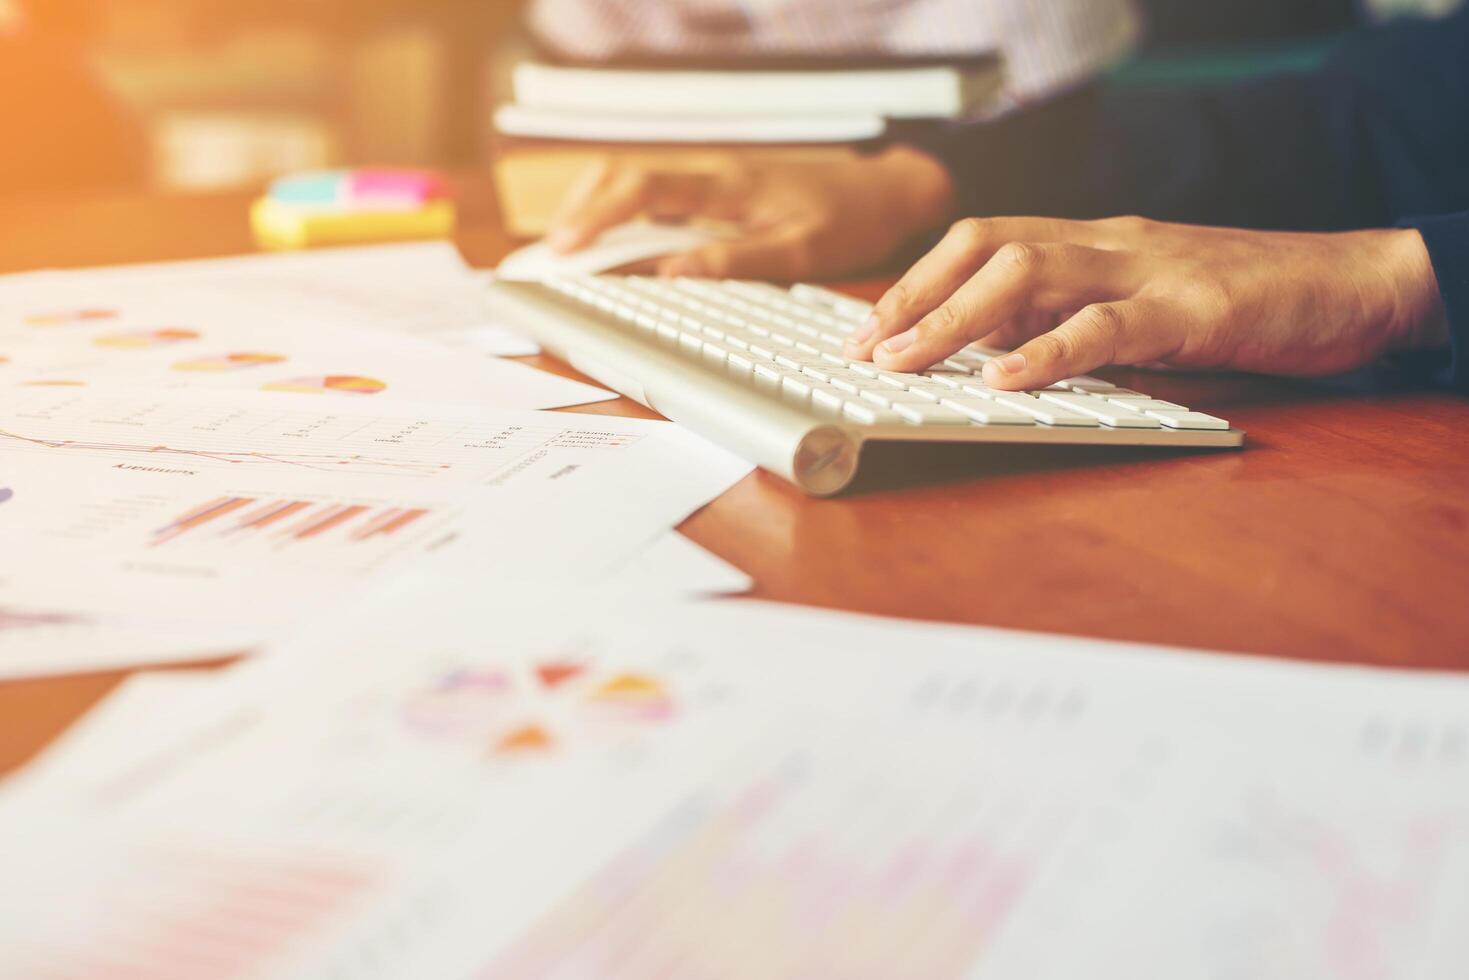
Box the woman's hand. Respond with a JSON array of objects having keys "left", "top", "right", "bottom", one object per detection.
[
  {"left": 546, "top": 147, "right": 956, "bottom": 281},
  {"left": 845, "top": 216, "right": 1450, "bottom": 390}
]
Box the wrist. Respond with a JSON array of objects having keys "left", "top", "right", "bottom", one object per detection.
[{"left": 1381, "top": 228, "right": 1451, "bottom": 352}]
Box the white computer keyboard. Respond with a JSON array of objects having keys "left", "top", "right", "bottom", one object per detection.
[{"left": 487, "top": 275, "right": 1243, "bottom": 495}]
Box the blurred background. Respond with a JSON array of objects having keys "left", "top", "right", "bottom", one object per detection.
[{"left": 1, "top": 0, "right": 1461, "bottom": 199}]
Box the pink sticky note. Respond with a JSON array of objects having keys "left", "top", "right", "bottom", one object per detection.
[{"left": 349, "top": 169, "right": 447, "bottom": 207}]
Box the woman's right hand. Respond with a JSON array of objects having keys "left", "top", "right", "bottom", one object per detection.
[{"left": 545, "top": 146, "right": 957, "bottom": 281}]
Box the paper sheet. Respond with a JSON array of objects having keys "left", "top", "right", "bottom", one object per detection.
[
  {"left": 614, "top": 532, "right": 752, "bottom": 596},
  {"left": 0, "top": 244, "right": 571, "bottom": 404},
  {"left": 5, "top": 589, "right": 1464, "bottom": 979},
  {"left": 0, "top": 671, "right": 219, "bottom": 805},
  {"left": 0, "top": 388, "right": 752, "bottom": 675}
]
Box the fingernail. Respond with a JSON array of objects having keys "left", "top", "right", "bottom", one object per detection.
[
  {"left": 992, "top": 352, "right": 1026, "bottom": 374},
  {"left": 878, "top": 329, "right": 917, "bottom": 356},
  {"left": 848, "top": 314, "right": 879, "bottom": 346},
  {"left": 547, "top": 228, "right": 579, "bottom": 252}
]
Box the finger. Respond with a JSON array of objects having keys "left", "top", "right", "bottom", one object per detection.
[
  {"left": 644, "top": 172, "right": 723, "bottom": 221},
  {"left": 972, "top": 310, "right": 1061, "bottom": 353},
  {"left": 547, "top": 160, "right": 618, "bottom": 249},
  {"left": 982, "top": 299, "right": 1175, "bottom": 390},
  {"left": 846, "top": 216, "right": 1106, "bottom": 359},
  {"left": 871, "top": 242, "right": 1137, "bottom": 373},
  {"left": 657, "top": 226, "right": 817, "bottom": 281},
  {"left": 547, "top": 164, "right": 653, "bottom": 253}
]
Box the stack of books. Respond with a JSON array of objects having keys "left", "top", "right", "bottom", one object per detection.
[{"left": 491, "top": 54, "right": 1002, "bottom": 236}]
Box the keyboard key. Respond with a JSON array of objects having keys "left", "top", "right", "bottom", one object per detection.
[
  {"left": 791, "top": 283, "right": 873, "bottom": 322},
  {"left": 939, "top": 396, "right": 1036, "bottom": 425},
  {"left": 810, "top": 387, "right": 848, "bottom": 417},
  {"left": 1059, "top": 376, "right": 1116, "bottom": 392},
  {"left": 988, "top": 393, "right": 1098, "bottom": 426},
  {"left": 860, "top": 388, "right": 935, "bottom": 407},
  {"left": 843, "top": 401, "right": 900, "bottom": 425},
  {"left": 904, "top": 385, "right": 952, "bottom": 402},
  {"left": 895, "top": 403, "right": 972, "bottom": 425},
  {"left": 946, "top": 351, "right": 992, "bottom": 370},
  {"left": 877, "top": 371, "right": 921, "bottom": 389},
  {"left": 922, "top": 372, "right": 971, "bottom": 388},
  {"left": 701, "top": 343, "right": 729, "bottom": 368},
  {"left": 780, "top": 374, "right": 817, "bottom": 405},
  {"left": 753, "top": 363, "right": 783, "bottom": 391},
  {"left": 1151, "top": 411, "right": 1230, "bottom": 430},
  {"left": 1111, "top": 398, "right": 1188, "bottom": 413},
  {"left": 1037, "top": 392, "right": 1161, "bottom": 428},
  {"left": 958, "top": 381, "right": 1013, "bottom": 399},
  {"left": 774, "top": 351, "right": 824, "bottom": 371}
]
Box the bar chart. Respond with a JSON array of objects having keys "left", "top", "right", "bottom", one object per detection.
[{"left": 151, "top": 495, "right": 432, "bottom": 548}]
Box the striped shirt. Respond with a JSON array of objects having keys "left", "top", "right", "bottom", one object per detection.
[{"left": 527, "top": 0, "right": 1140, "bottom": 106}]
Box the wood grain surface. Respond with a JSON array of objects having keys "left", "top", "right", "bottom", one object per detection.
[{"left": 4, "top": 181, "right": 1467, "bottom": 780}]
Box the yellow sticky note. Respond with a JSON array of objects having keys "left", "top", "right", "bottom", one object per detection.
[{"left": 250, "top": 197, "right": 456, "bottom": 251}]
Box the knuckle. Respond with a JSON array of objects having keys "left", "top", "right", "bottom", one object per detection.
[
  {"left": 920, "top": 302, "right": 965, "bottom": 338},
  {"left": 1103, "top": 214, "right": 1149, "bottom": 234},
  {"left": 947, "top": 217, "right": 990, "bottom": 251},
  {"left": 1032, "top": 331, "right": 1076, "bottom": 366},
  {"left": 879, "top": 280, "right": 914, "bottom": 315},
  {"left": 992, "top": 241, "right": 1042, "bottom": 276},
  {"left": 1077, "top": 302, "right": 1126, "bottom": 337}
]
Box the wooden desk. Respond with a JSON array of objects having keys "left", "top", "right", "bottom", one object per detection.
[{"left": 5, "top": 185, "right": 1469, "bottom": 779}]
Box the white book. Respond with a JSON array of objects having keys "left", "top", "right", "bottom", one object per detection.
[
  {"left": 512, "top": 60, "right": 1002, "bottom": 120},
  {"left": 493, "top": 104, "right": 885, "bottom": 144}
]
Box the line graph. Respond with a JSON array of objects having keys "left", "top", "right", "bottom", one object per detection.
[
  {"left": 0, "top": 390, "right": 651, "bottom": 489},
  {"left": 0, "top": 426, "right": 454, "bottom": 476}
]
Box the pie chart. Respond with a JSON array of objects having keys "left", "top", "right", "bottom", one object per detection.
[
  {"left": 95, "top": 327, "right": 201, "bottom": 349},
  {"left": 263, "top": 375, "right": 387, "bottom": 396},
  {"left": 25, "top": 308, "right": 118, "bottom": 327},
  {"left": 173, "top": 352, "right": 287, "bottom": 372},
  {"left": 583, "top": 674, "right": 676, "bottom": 722}
]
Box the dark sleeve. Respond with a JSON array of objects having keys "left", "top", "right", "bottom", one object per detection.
[
  {"left": 1402, "top": 211, "right": 1469, "bottom": 393},
  {"left": 922, "top": 8, "right": 1469, "bottom": 231}
]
